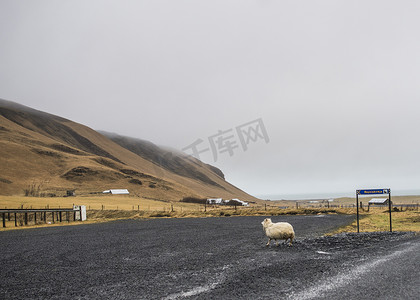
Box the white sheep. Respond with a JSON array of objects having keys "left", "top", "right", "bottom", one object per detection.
[{"left": 261, "top": 218, "right": 295, "bottom": 247}]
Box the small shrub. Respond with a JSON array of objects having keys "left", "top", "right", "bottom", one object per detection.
[
  {"left": 129, "top": 179, "right": 142, "bottom": 185},
  {"left": 181, "top": 197, "right": 207, "bottom": 204},
  {"left": 24, "top": 182, "right": 43, "bottom": 197},
  {"left": 150, "top": 212, "right": 171, "bottom": 218}
]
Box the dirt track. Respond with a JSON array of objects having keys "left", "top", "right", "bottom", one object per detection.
[{"left": 0, "top": 215, "right": 419, "bottom": 299}]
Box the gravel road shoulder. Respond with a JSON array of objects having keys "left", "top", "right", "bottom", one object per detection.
[{"left": 0, "top": 215, "right": 418, "bottom": 299}]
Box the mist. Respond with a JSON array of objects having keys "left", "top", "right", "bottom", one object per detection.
[{"left": 1, "top": 0, "right": 420, "bottom": 198}]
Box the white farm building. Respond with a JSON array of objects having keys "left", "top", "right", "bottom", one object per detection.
[
  {"left": 207, "top": 198, "right": 224, "bottom": 205},
  {"left": 103, "top": 189, "right": 129, "bottom": 195},
  {"left": 206, "top": 198, "right": 249, "bottom": 206},
  {"left": 230, "top": 199, "right": 249, "bottom": 206},
  {"left": 368, "top": 198, "right": 389, "bottom": 205}
]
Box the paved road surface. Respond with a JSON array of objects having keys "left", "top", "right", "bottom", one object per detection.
[
  {"left": 0, "top": 215, "right": 418, "bottom": 299},
  {"left": 287, "top": 234, "right": 420, "bottom": 300}
]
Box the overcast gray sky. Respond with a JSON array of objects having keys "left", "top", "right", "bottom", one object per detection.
[{"left": 1, "top": 1, "right": 420, "bottom": 199}]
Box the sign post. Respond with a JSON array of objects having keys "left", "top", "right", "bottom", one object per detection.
[
  {"left": 356, "top": 189, "right": 391, "bottom": 233},
  {"left": 356, "top": 192, "right": 359, "bottom": 233},
  {"left": 388, "top": 191, "right": 392, "bottom": 232}
]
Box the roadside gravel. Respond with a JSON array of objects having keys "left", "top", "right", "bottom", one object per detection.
[{"left": 0, "top": 215, "right": 418, "bottom": 299}]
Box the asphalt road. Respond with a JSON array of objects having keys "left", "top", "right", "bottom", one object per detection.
[{"left": 0, "top": 215, "right": 418, "bottom": 299}]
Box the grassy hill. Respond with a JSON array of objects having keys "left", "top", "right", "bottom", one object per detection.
[{"left": 0, "top": 99, "right": 258, "bottom": 202}]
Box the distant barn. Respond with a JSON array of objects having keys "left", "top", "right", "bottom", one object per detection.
[
  {"left": 103, "top": 189, "right": 129, "bottom": 195},
  {"left": 368, "top": 198, "right": 389, "bottom": 205},
  {"left": 229, "top": 198, "right": 249, "bottom": 206},
  {"left": 207, "top": 198, "right": 224, "bottom": 205}
]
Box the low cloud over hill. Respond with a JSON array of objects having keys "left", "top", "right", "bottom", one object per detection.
[{"left": 0, "top": 99, "right": 257, "bottom": 202}]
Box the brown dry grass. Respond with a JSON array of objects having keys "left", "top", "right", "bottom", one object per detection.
[
  {"left": 0, "top": 195, "right": 202, "bottom": 211},
  {"left": 1, "top": 195, "right": 419, "bottom": 233},
  {"left": 272, "top": 195, "right": 420, "bottom": 208},
  {"left": 331, "top": 209, "right": 420, "bottom": 234}
]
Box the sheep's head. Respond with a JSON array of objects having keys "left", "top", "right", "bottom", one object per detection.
[{"left": 261, "top": 218, "right": 272, "bottom": 228}]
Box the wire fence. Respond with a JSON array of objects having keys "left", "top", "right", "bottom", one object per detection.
[
  {"left": 2, "top": 201, "right": 418, "bottom": 229},
  {"left": 3, "top": 202, "right": 419, "bottom": 212}
]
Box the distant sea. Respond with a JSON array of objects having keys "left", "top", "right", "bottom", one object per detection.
[{"left": 257, "top": 189, "right": 420, "bottom": 201}]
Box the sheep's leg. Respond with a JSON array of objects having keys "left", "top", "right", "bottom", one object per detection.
[
  {"left": 266, "top": 238, "right": 271, "bottom": 247},
  {"left": 288, "top": 237, "right": 293, "bottom": 246},
  {"left": 276, "top": 239, "right": 280, "bottom": 246}
]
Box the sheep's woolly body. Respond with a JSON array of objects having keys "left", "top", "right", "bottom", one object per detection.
[{"left": 261, "top": 218, "right": 295, "bottom": 246}]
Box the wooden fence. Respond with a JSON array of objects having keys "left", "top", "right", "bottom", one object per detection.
[{"left": 1, "top": 207, "right": 83, "bottom": 228}]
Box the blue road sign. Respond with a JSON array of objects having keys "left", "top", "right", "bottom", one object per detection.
[{"left": 357, "top": 189, "right": 390, "bottom": 195}]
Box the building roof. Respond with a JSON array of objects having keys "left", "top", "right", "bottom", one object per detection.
[
  {"left": 207, "top": 198, "right": 223, "bottom": 203},
  {"left": 230, "top": 198, "right": 249, "bottom": 206},
  {"left": 368, "top": 198, "right": 388, "bottom": 204},
  {"left": 103, "top": 189, "right": 129, "bottom": 195}
]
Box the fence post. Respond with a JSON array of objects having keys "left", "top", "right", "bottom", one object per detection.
[
  {"left": 14, "top": 213, "right": 17, "bottom": 227},
  {"left": 34, "top": 212, "right": 37, "bottom": 224},
  {"left": 2, "top": 213, "right": 5, "bottom": 228},
  {"left": 24, "top": 212, "right": 28, "bottom": 225}
]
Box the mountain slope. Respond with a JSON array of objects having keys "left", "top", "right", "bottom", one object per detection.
[
  {"left": 99, "top": 131, "right": 225, "bottom": 186},
  {"left": 0, "top": 99, "right": 258, "bottom": 202}
]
